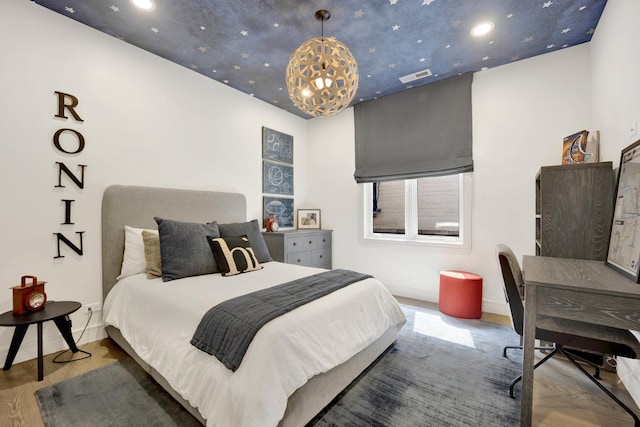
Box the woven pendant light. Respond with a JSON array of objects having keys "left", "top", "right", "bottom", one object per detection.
[{"left": 286, "top": 10, "right": 359, "bottom": 118}]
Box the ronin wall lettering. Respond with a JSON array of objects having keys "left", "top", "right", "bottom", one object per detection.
[{"left": 53, "top": 91, "right": 86, "bottom": 258}]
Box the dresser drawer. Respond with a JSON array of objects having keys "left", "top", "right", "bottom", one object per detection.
[
  {"left": 286, "top": 233, "right": 331, "bottom": 252},
  {"left": 286, "top": 251, "right": 312, "bottom": 266},
  {"left": 311, "top": 248, "right": 331, "bottom": 267},
  {"left": 313, "top": 233, "right": 331, "bottom": 249},
  {"left": 286, "top": 235, "right": 315, "bottom": 253}
]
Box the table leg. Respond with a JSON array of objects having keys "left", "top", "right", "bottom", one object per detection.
[
  {"left": 2, "top": 324, "right": 29, "bottom": 371},
  {"left": 521, "top": 281, "right": 537, "bottom": 426},
  {"left": 37, "top": 322, "right": 43, "bottom": 381},
  {"left": 53, "top": 315, "right": 79, "bottom": 353}
]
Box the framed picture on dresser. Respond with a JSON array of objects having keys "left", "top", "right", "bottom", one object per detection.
[
  {"left": 606, "top": 139, "right": 640, "bottom": 282},
  {"left": 297, "top": 209, "right": 321, "bottom": 229}
]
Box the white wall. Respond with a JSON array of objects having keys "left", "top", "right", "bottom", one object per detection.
[
  {"left": 591, "top": 0, "right": 640, "bottom": 160},
  {"left": 307, "top": 44, "right": 593, "bottom": 315},
  {"left": 589, "top": 0, "right": 640, "bottom": 408},
  {"left": 0, "top": 1, "right": 306, "bottom": 364}
]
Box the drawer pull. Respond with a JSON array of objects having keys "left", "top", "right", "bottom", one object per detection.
[
  {"left": 319, "top": 255, "right": 323, "bottom": 258},
  {"left": 322, "top": 239, "right": 326, "bottom": 242},
  {"left": 297, "top": 259, "right": 301, "bottom": 263},
  {"left": 293, "top": 242, "right": 296, "bottom": 246},
  {"left": 309, "top": 241, "right": 312, "bottom": 244}
]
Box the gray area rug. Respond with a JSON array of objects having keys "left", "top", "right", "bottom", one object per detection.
[
  {"left": 308, "top": 304, "right": 521, "bottom": 426},
  {"left": 36, "top": 305, "right": 521, "bottom": 426},
  {"left": 35, "top": 357, "right": 202, "bottom": 427}
]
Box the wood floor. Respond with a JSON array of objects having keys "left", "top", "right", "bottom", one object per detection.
[{"left": 1, "top": 300, "right": 639, "bottom": 427}]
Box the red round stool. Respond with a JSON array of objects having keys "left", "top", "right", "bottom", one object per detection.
[{"left": 439, "top": 270, "right": 483, "bottom": 319}]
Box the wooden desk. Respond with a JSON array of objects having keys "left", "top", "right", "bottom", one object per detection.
[
  {"left": 521, "top": 256, "right": 640, "bottom": 426},
  {"left": 0, "top": 301, "right": 81, "bottom": 381}
]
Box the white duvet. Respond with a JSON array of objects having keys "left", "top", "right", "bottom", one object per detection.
[{"left": 103, "top": 262, "right": 406, "bottom": 427}]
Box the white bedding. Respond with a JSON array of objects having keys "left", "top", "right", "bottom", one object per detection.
[{"left": 103, "top": 261, "right": 406, "bottom": 427}]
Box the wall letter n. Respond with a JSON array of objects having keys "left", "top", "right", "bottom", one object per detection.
[
  {"left": 55, "top": 162, "right": 86, "bottom": 189},
  {"left": 53, "top": 231, "right": 85, "bottom": 259}
]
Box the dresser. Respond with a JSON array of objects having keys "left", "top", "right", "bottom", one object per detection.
[{"left": 262, "top": 229, "right": 332, "bottom": 269}]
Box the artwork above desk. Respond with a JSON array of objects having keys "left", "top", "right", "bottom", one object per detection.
[{"left": 520, "top": 256, "right": 640, "bottom": 426}]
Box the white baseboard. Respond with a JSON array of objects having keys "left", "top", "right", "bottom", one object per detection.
[
  {"left": 0, "top": 322, "right": 106, "bottom": 366},
  {"left": 387, "top": 284, "right": 509, "bottom": 317},
  {"left": 387, "top": 283, "right": 439, "bottom": 304},
  {"left": 481, "top": 300, "right": 510, "bottom": 317}
]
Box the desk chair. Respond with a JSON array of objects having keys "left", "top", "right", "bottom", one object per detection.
[{"left": 496, "top": 244, "right": 640, "bottom": 425}]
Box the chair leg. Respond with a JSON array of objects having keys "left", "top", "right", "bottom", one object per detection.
[
  {"left": 509, "top": 346, "right": 560, "bottom": 398},
  {"left": 503, "top": 345, "right": 521, "bottom": 358},
  {"left": 503, "top": 344, "right": 555, "bottom": 358},
  {"left": 562, "top": 349, "right": 640, "bottom": 427}
]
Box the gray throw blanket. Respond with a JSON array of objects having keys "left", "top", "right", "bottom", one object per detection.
[{"left": 191, "top": 269, "right": 372, "bottom": 371}]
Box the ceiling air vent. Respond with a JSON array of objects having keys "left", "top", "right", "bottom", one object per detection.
[{"left": 399, "top": 68, "right": 433, "bottom": 84}]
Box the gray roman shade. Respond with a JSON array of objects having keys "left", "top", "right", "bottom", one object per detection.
[{"left": 354, "top": 73, "right": 473, "bottom": 183}]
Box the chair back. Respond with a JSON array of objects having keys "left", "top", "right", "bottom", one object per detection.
[{"left": 496, "top": 244, "right": 525, "bottom": 336}]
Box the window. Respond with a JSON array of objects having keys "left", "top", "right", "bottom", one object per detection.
[{"left": 363, "top": 173, "right": 471, "bottom": 249}]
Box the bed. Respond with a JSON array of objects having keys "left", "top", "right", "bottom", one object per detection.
[{"left": 101, "top": 185, "right": 406, "bottom": 427}]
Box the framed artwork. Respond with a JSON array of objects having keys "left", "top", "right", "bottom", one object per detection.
[
  {"left": 297, "top": 209, "right": 321, "bottom": 229},
  {"left": 561, "top": 130, "right": 600, "bottom": 165},
  {"left": 262, "top": 160, "right": 293, "bottom": 195},
  {"left": 263, "top": 196, "right": 294, "bottom": 228},
  {"left": 561, "top": 130, "right": 589, "bottom": 165},
  {"left": 262, "top": 127, "right": 293, "bottom": 165},
  {"left": 606, "top": 139, "right": 640, "bottom": 282}
]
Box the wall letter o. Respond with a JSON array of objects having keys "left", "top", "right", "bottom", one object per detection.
[{"left": 53, "top": 128, "right": 85, "bottom": 154}]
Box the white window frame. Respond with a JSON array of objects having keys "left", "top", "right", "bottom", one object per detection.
[{"left": 361, "top": 173, "right": 472, "bottom": 250}]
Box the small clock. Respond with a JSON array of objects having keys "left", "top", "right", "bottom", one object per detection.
[
  {"left": 26, "top": 290, "right": 47, "bottom": 311},
  {"left": 12, "top": 275, "right": 47, "bottom": 315}
]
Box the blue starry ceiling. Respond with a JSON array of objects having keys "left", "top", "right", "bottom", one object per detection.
[{"left": 33, "top": 0, "right": 607, "bottom": 119}]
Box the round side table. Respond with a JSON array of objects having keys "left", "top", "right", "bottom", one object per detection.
[{"left": 0, "top": 301, "right": 82, "bottom": 381}]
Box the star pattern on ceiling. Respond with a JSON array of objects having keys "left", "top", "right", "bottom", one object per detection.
[{"left": 34, "top": 0, "right": 607, "bottom": 119}]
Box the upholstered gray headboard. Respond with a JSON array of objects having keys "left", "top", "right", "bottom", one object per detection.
[{"left": 101, "top": 185, "right": 247, "bottom": 300}]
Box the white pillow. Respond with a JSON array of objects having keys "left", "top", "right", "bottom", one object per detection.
[{"left": 118, "top": 226, "right": 158, "bottom": 280}]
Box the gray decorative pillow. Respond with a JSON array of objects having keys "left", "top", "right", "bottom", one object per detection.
[
  {"left": 142, "top": 230, "right": 162, "bottom": 279},
  {"left": 218, "top": 219, "right": 272, "bottom": 263},
  {"left": 155, "top": 217, "right": 220, "bottom": 281}
]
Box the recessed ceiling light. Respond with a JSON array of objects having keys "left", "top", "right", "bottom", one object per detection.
[
  {"left": 130, "top": 0, "right": 156, "bottom": 11},
  {"left": 470, "top": 22, "right": 494, "bottom": 37}
]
